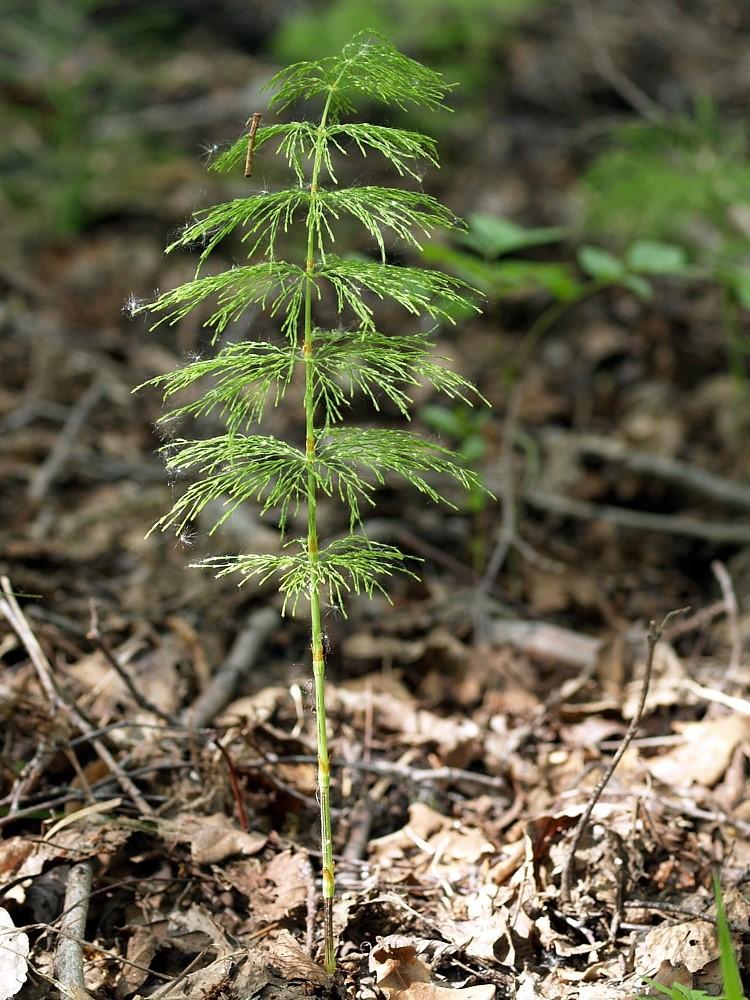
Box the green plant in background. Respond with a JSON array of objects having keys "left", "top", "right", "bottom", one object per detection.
[
  {"left": 426, "top": 212, "right": 694, "bottom": 385},
  {"left": 272, "top": 0, "right": 550, "bottom": 96},
  {"left": 583, "top": 104, "right": 750, "bottom": 395},
  {"left": 643, "top": 879, "right": 746, "bottom": 1000},
  {"left": 1, "top": 0, "right": 175, "bottom": 237},
  {"left": 137, "top": 32, "right": 486, "bottom": 973}
]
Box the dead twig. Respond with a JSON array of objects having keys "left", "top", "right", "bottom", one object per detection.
[
  {"left": 213, "top": 739, "right": 249, "bottom": 832},
  {"left": 559, "top": 609, "right": 687, "bottom": 904},
  {"left": 183, "top": 606, "right": 279, "bottom": 729},
  {"left": 474, "top": 385, "right": 522, "bottom": 645},
  {"left": 244, "top": 112, "right": 263, "bottom": 177},
  {"left": 574, "top": 0, "right": 665, "bottom": 124},
  {"left": 87, "top": 599, "right": 176, "bottom": 724},
  {"left": 54, "top": 861, "right": 93, "bottom": 997},
  {"left": 683, "top": 678, "right": 750, "bottom": 717}
]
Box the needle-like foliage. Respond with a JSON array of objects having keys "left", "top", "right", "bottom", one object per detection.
[{"left": 136, "top": 30, "right": 487, "bottom": 976}]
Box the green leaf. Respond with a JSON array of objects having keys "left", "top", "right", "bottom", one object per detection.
[
  {"left": 318, "top": 425, "right": 488, "bottom": 524},
  {"left": 153, "top": 434, "right": 308, "bottom": 535},
  {"left": 419, "top": 403, "right": 464, "bottom": 438},
  {"left": 209, "top": 122, "right": 317, "bottom": 182},
  {"left": 461, "top": 213, "right": 564, "bottom": 258},
  {"left": 316, "top": 187, "right": 462, "bottom": 260},
  {"left": 625, "top": 240, "right": 690, "bottom": 275},
  {"left": 577, "top": 244, "right": 625, "bottom": 281},
  {"left": 491, "top": 260, "right": 581, "bottom": 301},
  {"left": 171, "top": 189, "right": 309, "bottom": 262},
  {"left": 312, "top": 329, "right": 480, "bottom": 423},
  {"left": 324, "top": 124, "right": 439, "bottom": 180},
  {"left": 424, "top": 245, "right": 579, "bottom": 301},
  {"left": 145, "top": 262, "right": 306, "bottom": 340},
  {"left": 621, "top": 273, "right": 653, "bottom": 300}
]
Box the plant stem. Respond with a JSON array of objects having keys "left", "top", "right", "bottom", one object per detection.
[{"left": 304, "top": 89, "right": 336, "bottom": 975}]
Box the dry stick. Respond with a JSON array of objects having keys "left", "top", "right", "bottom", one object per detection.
[
  {"left": 87, "top": 599, "right": 176, "bottom": 724},
  {"left": 28, "top": 376, "right": 104, "bottom": 502},
  {"left": 183, "top": 606, "right": 278, "bottom": 729},
  {"left": 559, "top": 609, "right": 687, "bottom": 905},
  {"left": 711, "top": 560, "right": 743, "bottom": 681},
  {"left": 244, "top": 112, "right": 263, "bottom": 178},
  {"left": 0, "top": 578, "right": 154, "bottom": 817},
  {"left": 54, "top": 860, "right": 93, "bottom": 996},
  {"left": 575, "top": 0, "right": 665, "bottom": 124}
]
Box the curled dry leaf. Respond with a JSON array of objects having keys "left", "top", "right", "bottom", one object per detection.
[
  {"left": 371, "top": 941, "right": 495, "bottom": 1000},
  {"left": 0, "top": 907, "right": 29, "bottom": 1000}
]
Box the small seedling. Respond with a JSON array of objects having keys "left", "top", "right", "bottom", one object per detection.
[{"left": 137, "top": 32, "right": 486, "bottom": 973}]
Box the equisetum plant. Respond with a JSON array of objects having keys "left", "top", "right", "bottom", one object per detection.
[{"left": 138, "top": 32, "right": 485, "bottom": 974}]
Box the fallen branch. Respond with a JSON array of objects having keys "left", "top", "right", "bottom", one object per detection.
[
  {"left": 524, "top": 489, "right": 750, "bottom": 544},
  {"left": 54, "top": 861, "right": 93, "bottom": 997},
  {"left": 559, "top": 609, "right": 686, "bottom": 904},
  {"left": 711, "top": 560, "right": 742, "bottom": 680},
  {"left": 541, "top": 429, "right": 750, "bottom": 510}
]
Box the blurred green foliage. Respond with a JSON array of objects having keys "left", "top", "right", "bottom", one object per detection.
[
  {"left": 582, "top": 102, "right": 750, "bottom": 311},
  {"left": 272, "top": 0, "right": 549, "bottom": 94},
  {"left": 1, "top": 0, "right": 175, "bottom": 237}
]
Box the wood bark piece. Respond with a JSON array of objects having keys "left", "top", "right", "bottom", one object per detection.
[{"left": 489, "top": 619, "right": 601, "bottom": 671}]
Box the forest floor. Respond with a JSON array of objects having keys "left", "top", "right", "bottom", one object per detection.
[{"left": 2, "top": 3, "right": 750, "bottom": 998}]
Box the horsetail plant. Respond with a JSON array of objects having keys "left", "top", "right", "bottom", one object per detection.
[{"left": 137, "top": 32, "right": 486, "bottom": 974}]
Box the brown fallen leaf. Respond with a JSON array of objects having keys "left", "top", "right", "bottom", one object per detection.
[
  {"left": 634, "top": 920, "right": 718, "bottom": 978},
  {"left": 647, "top": 714, "right": 750, "bottom": 788},
  {"left": 265, "top": 929, "right": 328, "bottom": 986},
  {"left": 371, "top": 940, "right": 495, "bottom": 1000},
  {"left": 161, "top": 813, "right": 266, "bottom": 864}
]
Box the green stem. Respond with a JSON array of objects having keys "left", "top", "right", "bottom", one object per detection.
[{"left": 303, "top": 87, "right": 336, "bottom": 975}]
